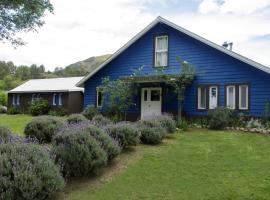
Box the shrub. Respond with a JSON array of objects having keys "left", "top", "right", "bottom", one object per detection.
[
  {"left": 92, "top": 115, "right": 112, "bottom": 127},
  {"left": 52, "top": 128, "right": 107, "bottom": 177},
  {"left": 0, "top": 91, "right": 7, "bottom": 106},
  {"left": 82, "top": 105, "right": 100, "bottom": 120},
  {"left": 67, "top": 114, "right": 88, "bottom": 124},
  {"left": 7, "top": 106, "right": 21, "bottom": 114},
  {"left": 0, "top": 143, "right": 65, "bottom": 200},
  {"left": 177, "top": 119, "right": 189, "bottom": 131},
  {"left": 24, "top": 116, "right": 63, "bottom": 143},
  {"left": 29, "top": 99, "right": 50, "bottom": 116},
  {"left": 0, "top": 105, "right": 7, "bottom": 113},
  {"left": 48, "top": 109, "right": 68, "bottom": 116},
  {"left": 138, "top": 119, "right": 167, "bottom": 144},
  {"left": 0, "top": 125, "right": 12, "bottom": 142},
  {"left": 85, "top": 125, "right": 121, "bottom": 161},
  {"left": 104, "top": 122, "right": 140, "bottom": 148},
  {"left": 208, "top": 107, "right": 232, "bottom": 130},
  {"left": 154, "top": 115, "right": 176, "bottom": 133},
  {"left": 139, "top": 125, "right": 167, "bottom": 145}
]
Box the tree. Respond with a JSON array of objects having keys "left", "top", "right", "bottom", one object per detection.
[
  {"left": 164, "top": 58, "right": 196, "bottom": 122},
  {"left": 0, "top": 0, "right": 53, "bottom": 45},
  {"left": 100, "top": 77, "right": 136, "bottom": 121}
]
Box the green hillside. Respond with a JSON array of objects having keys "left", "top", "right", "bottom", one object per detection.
[{"left": 55, "top": 54, "right": 111, "bottom": 77}]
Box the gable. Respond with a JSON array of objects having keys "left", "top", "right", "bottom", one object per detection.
[{"left": 77, "top": 16, "right": 270, "bottom": 87}]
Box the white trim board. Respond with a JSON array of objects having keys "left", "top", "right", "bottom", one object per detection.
[{"left": 76, "top": 16, "right": 270, "bottom": 87}]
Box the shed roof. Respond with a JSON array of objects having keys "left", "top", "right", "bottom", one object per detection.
[{"left": 9, "top": 77, "right": 84, "bottom": 93}]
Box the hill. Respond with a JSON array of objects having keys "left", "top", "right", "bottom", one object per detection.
[{"left": 54, "top": 54, "right": 111, "bottom": 77}]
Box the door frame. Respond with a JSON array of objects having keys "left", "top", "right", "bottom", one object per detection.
[{"left": 140, "top": 87, "right": 162, "bottom": 119}]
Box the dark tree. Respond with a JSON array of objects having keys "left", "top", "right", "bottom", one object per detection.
[{"left": 0, "top": 0, "right": 54, "bottom": 45}]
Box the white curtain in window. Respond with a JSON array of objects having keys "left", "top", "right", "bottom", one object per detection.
[
  {"left": 198, "top": 87, "right": 207, "bottom": 109},
  {"left": 12, "top": 94, "right": 15, "bottom": 105},
  {"left": 239, "top": 85, "right": 248, "bottom": 109},
  {"left": 227, "top": 86, "right": 235, "bottom": 109},
  {"left": 156, "top": 52, "right": 168, "bottom": 66},
  {"left": 155, "top": 36, "right": 168, "bottom": 67},
  {"left": 58, "top": 94, "right": 62, "bottom": 106},
  {"left": 156, "top": 37, "right": 168, "bottom": 51},
  {"left": 53, "top": 93, "right": 57, "bottom": 105},
  {"left": 16, "top": 94, "right": 20, "bottom": 105}
]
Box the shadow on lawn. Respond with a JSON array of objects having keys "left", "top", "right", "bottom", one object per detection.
[{"left": 55, "top": 145, "right": 146, "bottom": 200}]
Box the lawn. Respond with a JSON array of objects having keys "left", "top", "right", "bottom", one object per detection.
[
  {"left": 0, "top": 114, "right": 32, "bottom": 135},
  {"left": 61, "top": 129, "right": 270, "bottom": 200}
]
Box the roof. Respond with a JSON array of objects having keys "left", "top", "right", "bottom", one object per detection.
[
  {"left": 76, "top": 16, "right": 270, "bottom": 87},
  {"left": 9, "top": 77, "right": 84, "bottom": 93}
]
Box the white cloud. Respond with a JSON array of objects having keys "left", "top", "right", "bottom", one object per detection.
[
  {"left": 0, "top": 0, "right": 270, "bottom": 71},
  {"left": 199, "top": 0, "right": 270, "bottom": 14}
]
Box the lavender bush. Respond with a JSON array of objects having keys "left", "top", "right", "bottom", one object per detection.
[
  {"left": 24, "top": 116, "right": 63, "bottom": 143},
  {"left": 58, "top": 122, "right": 121, "bottom": 161},
  {"left": 92, "top": 115, "right": 113, "bottom": 127},
  {"left": 52, "top": 125, "right": 107, "bottom": 177},
  {"left": 104, "top": 122, "right": 140, "bottom": 148},
  {"left": 0, "top": 143, "right": 65, "bottom": 200},
  {"left": 66, "top": 113, "right": 88, "bottom": 124},
  {"left": 138, "top": 119, "right": 167, "bottom": 144}
]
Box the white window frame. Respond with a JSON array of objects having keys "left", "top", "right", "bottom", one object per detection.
[
  {"left": 12, "top": 94, "right": 16, "bottom": 106},
  {"left": 53, "top": 93, "right": 57, "bottom": 106},
  {"left": 155, "top": 35, "right": 168, "bottom": 67},
  {"left": 197, "top": 86, "right": 207, "bottom": 110},
  {"left": 16, "top": 94, "right": 20, "bottom": 105},
  {"left": 226, "top": 85, "right": 236, "bottom": 109},
  {"left": 96, "top": 88, "right": 102, "bottom": 108},
  {"left": 58, "top": 93, "right": 63, "bottom": 106},
  {"left": 239, "top": 85, "right": 249, "bottom": 110}
]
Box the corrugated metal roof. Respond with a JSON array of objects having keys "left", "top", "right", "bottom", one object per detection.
[{"left": 9, "top": 77, "right": 84, "bottom": 93}]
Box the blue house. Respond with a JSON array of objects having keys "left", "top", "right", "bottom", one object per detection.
[{"left": 77, "top": 16, "right": 270, "bottom": 120}]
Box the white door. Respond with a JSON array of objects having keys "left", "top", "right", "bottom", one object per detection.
[
  {"left": 209, "top": 86, "right": 218, "bottom": 109},
  {"left": 141, "top": 87, "right": 162, "bottom": 119}
]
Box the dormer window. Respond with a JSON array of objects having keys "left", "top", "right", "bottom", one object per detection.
[{"left": 154, "top": 35, "right": 168, "bottom": 67}]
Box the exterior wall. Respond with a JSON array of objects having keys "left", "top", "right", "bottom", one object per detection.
[
  {"left": 84, "top": 22, "right": 270, "bottom": 117},
  {"left": 67, "top": 91, "right": 84, "bottom": 114},
  {"left": 8, "top": 91, "right": 83, "bottom": 114}
]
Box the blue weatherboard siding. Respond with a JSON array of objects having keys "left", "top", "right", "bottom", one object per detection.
[{"left": 84, "top": 22, "right": 270, "bottom": 117}]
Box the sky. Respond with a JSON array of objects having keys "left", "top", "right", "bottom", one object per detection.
[{"left": 0, "top": 0, "right": 270, "bottom": 71}]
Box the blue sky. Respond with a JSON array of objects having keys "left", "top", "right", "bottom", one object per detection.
[{"left": 0, "top": 0, "right": 270, "bottom": 71}]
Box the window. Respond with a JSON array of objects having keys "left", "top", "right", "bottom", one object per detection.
[
  {"left": 58, "top": 93, "right": 63, "bottom": 106},
  {"left": 12, "top": 94, "right": 20, "bottom": 106},
  {"left": 155, "top": 35, "right": 168, "bottom": 67},
  {"left": 36, "top": 94, "right": 41, "bottom": 100},
  {"left": 151, "top": 90, "right": 161, "bottom": 101},
  {"left": 53, "top": 93, "right": 57, "bottom": 106},
  {"left": 96, "top": 89, "right": 103, "bottom": 107},
  {"left": 226, "top": 85, "right": 236, "bottom": 109},
  {"left": 225, "top": 84, "right": 249, "bottom": 110},
  {"left": 239, "top": 85, "right": 249, "bottom": 110},
  {"left": 198, "top": 86, "right": 207, "bottom": 110},
  {"left": 16, "top": 94, "right": 20, "bottom": 105},
  {"left": 12, "top": 94, "right": 16, "bottom": 106}
]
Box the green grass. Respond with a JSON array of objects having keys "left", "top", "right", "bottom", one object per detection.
[
  {"left": 0, "top": 114, "right": 32, "bottom": 135},
  {"left": 63, "top": 129, "right": 270, "bottom": 200}
]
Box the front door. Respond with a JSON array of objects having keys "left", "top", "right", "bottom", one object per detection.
[{"left": 141, "top": 87, "right": 162, "bottom": 119}]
